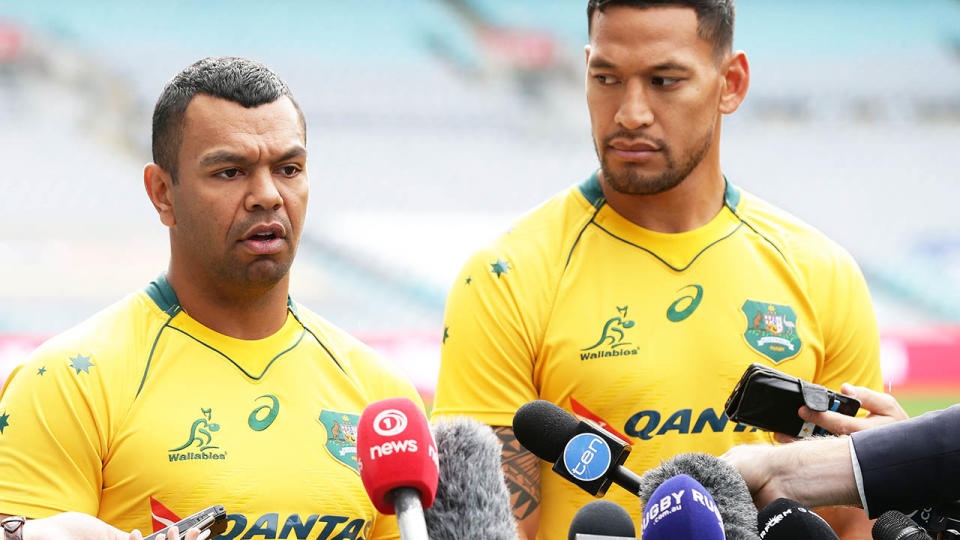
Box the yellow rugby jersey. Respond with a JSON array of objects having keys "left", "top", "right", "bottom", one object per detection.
[
  {"left": 0, "top": 275, "right": 422, "bottom": 540},
  {"left": 433, "top": 173, "right": 882, "bottom": 538}
]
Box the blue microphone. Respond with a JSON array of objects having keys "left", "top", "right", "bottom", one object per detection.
[{"left": 640, "top": 474, "right": 724, "bottom": 540}]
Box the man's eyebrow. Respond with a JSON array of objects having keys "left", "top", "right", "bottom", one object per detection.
[
  {"left": 588, "top": 56, "right": 618, "bottom": 70},
  {"left": 199, "top": 150, "right": 249, "bottom": 168},
  {"left": 652, "top": 62, "right": 693, "bottom": 72},
  {"left": 276, "top": 146, "right": 307, "bottom": 163}
]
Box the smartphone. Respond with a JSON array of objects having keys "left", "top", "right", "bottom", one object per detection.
[{"left": 143, "top": 505, "right": 227, "bottom": 540}]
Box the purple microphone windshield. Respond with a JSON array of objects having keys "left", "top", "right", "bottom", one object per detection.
[{"left": 641, "top": 473, "right": 725, "bottom": 540}]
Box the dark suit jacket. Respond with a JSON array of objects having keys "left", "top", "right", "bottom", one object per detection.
[{"left": 852, "top": 404, "right": 960, "bottom": 518}]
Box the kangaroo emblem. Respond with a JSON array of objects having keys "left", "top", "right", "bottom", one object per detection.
[
  {"left": 170, "top": 408, "right": 221, "bottom": 452},
  {"left": 582, "top": 306, "right": 636, "bottom": 351}
]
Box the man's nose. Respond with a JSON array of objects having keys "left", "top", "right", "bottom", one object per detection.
[
  {"left": 614, "top": 79, "right": 654, "bottom": 130},
  {"left": 245, "top": 169, "right": 283, "bottom": 211}
]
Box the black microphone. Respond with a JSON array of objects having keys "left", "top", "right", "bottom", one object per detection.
[
  {"left": 637, "top": 453, "right": 760, "bottom": 539},
  {"left": 873, "top": 511, "right": 933, "bottom": 540},
  {"left": 513, "top": 400, "right": 642, "bottom": 497},
  {"left": 568, "top": 500, "right": 636, "bottom": 540},
  {"left": 757, "top": 498, "right": 838, "bottom": 539},
  {"left": 906, "top": 501, "right": 960, "bottom": 535},
  {"left": 425, "top": 416, "right": 520, "bottom": 540}
]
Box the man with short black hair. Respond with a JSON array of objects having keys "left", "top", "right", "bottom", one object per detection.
[
  {"left": 0, "top": 56, "right": 419, "bottom": 540},
  {"left": 432, "top": 1, "right": 882, "bottom": 538}
]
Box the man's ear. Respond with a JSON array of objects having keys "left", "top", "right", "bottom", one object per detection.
[
  {"left": 144, "top": 163, "right": 176, "bottom": 227},
  {"left": 719, "top": 51, "right": 750, "bottom": 115}
]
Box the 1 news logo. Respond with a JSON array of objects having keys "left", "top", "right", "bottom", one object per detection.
[{"left": 373, "top": 409, "right": 408, "bottom": 436}]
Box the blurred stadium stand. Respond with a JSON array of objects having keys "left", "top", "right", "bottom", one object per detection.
[{"left": 1, "top": 0, "right": 959, "bottom": 401}]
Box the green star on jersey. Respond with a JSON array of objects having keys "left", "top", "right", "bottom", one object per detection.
[
  {"left": 465, "top": 277, "right": 472, "bottom": 285},
  {"left": 69, "top": 354, "right": 95, "bottom": 374},
  {"left": 443, "top": 326, "right": 450, "bottom": 344},
  {"left": 490, "top": 259, "right": 511, "bottom": 278},
  {"left": 0, "top": 412, "right": 9, "bottom": 434},
  {"left": 37, "top": 366, "right": 47, "bottom": 376}
]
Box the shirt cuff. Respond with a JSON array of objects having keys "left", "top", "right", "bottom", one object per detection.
[{"left": 849, "top": 436, "right": 869, "bottom": 515}]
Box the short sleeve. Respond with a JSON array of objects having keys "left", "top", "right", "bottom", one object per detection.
[
  {"left": 812, "top": 247, "right": 883, "bottom": 395},
  {"left": 432, "top": 247, "right": 542, "bottom": 427},
  {"left": 0, "top": 344, "right": 109, "bottom": 518}
]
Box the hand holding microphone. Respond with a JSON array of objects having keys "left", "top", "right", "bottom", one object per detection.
[{"left": 357, "top": 398, "right": 439, "bottom": 540}]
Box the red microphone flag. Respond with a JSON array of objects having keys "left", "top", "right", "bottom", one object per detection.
[{"left": 356, "top": 397, "right": 439, "bottom": 515}]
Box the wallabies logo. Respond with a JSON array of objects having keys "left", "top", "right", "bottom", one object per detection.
[
  {"left": 582, "top": 306, "right": 636, "bottom": 351},
  {"left": 580, "top": 306, "right": 640, "bottom": 361}
]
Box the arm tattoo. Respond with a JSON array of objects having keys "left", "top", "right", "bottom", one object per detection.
[{"left": 494, "top": 426, "right": 541, "bottom": 521}]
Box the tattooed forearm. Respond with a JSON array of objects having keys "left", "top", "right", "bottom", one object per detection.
[{"left": 494, "top": 426, "right": 541, "bottom": 521}]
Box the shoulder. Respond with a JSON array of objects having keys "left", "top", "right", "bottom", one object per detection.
[
  {"left": 459, "top": 177, "right": 601, "bottom": 290},
  {"left": 734, "top": 186, "right": 861, "bottom": 275},
  {"left": 27, "top": 291, "right": 168, "bottom": 378},
  {"left": 291, "top": 304, "right": 421, "bottom": 404}
]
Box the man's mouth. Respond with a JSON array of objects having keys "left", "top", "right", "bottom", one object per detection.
[{"left": 240, "top": 223, "right": 287, "bottom": 255}]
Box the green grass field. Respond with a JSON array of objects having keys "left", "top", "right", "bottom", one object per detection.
[{"left": 896, "top": 390, "right": 960, "bottom": 417}]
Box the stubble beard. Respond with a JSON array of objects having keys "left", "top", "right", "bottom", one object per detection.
[{"left": 596, "top": 127, "right": 715, "bottom": 196}]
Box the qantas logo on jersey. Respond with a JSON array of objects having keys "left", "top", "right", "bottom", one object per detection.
[
  {"left": 148, "top": 498, "right": 371, "bottom": 539},
  {"left": 217, "top": 512, "right": 370, "bottom": 540},
  {"left": 318, "top": 410, "right": 360, "bottom": 473},
  {"left": 624, "top": 407, "right": 758, "bottom": 441},
  {"left": 580, "top": 306, "right": 640, "bottom": 360},
  {"left": 168, "top": 408, "right": 227, "bottom": 462},
  {"left": 741, "top": 300, "right": 802, "bottom": 363}
]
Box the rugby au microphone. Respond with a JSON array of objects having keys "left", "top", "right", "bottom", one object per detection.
[
  {"left": 425, "top": 416, "right": 519, "bottom": 540},
  {"left": 637, "top": 453, "right": 759, "bottom": 539},
  {"left": 872, "top": 511, "right": 933, "bottom": 540},
  {"left": 757, "top": 498, "right": 838, "bottom": 540},
  {"left": 568, "top": 500, "right": 636, "bottom": 540},
  {"left": 512, "top": 400, "right": 641, "bottom": 497},
  {"left": 356, "top": 397, "right": 439, "bottom": 540},
  {"left": 641, "top": 474, "right": 724, "bottom": 540}
]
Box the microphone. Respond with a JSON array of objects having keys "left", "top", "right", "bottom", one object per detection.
[
  {"left": 512, "top": 400, "right": 642, "bottom": 497},
  {"left": 872, "top": 511, "right": 933, "bottom": 540},
  {"left": 568, "top": 500, "right": 636, "bottom": 540},
  {"left": 756, "top": 498, "right": 839, "bottom": 540},
  {"left": 356, "top": 397, "right": 439, "bottom": 540},
  {"left": 640, "top": 474, "right": 724, "bottom": 540},
  {"left": 425, "top": 416, "right": 519, "bottom": 540},
  {"left": 637, "top": 453, "right": 759, "bottom": 539}
]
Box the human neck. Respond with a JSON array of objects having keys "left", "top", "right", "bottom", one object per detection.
[
  {"left": 165, "top": 266, "right": 291, "bottom": 340},
  {"left": 599, "top": 160, "right": 726, "bottom": 234}
]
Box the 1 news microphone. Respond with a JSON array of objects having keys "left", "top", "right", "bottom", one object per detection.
[
  {"left": 640, "top": 473, "right": 724, "bottom": 540},
  {"left": 356, "top": 397, "right": 439, "bottom": 540},
  {"left": 757, "top": 498, "right": 838, "bottom": 540},
  {"left": 512, "top": 400, "right": 642, "bottom": 497},
  {"left": 637, "top": 453, "right": 759, "bottom": 539},
  {"left": 873, "top": 511, "right": 933, "bottom": 540},
  {"left": 425, "top": 416, "right": 519, "bottom": 540},
  {"left": 568, "top": 500, "right": 637, "bottom": 540}
]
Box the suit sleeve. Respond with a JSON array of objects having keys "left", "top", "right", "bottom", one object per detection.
[
  {"left": 0, "top": 343, "right": 109, "bottom": 518},
  {"left": 432, "top": 247, "right": 543, "bottom": 428},
  {"left": 812, "top": 246, "right": 883, "bottom": 395},
  {"left": 852, "top": 405, "right": 960, "bottom": 517}
]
